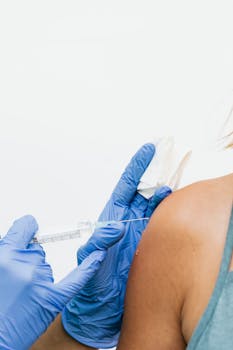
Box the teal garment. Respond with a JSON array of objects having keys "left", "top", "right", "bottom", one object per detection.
[{"left": 187, "top": 208, "right": 233, "bottom": 350}]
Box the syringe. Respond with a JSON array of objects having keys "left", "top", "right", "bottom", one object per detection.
[{"left": 32, "top": 217, "right": 150, "bottom": 244}]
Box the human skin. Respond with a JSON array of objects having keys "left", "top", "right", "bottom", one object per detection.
[
  {"left": 117, "top": 173, "right": 233, "bottom": 349},
  {"left": 32, "top": 173, "right": 233, "bottom": 349}
]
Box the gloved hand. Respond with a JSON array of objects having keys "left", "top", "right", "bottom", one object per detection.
[
  {"left": 62, "top": 143, "right": 172, "bottom": 348},
  {"left": 0, "top": 215, "right": 124, "bottom": 350}
]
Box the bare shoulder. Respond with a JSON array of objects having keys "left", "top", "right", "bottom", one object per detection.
[
  {"left": 150, "top": 176, "right": 233, "bottom": 243},
  {"left": 118, "top": 175, "right": 233, "bottom": 349},
  {"left": 141, "top": 175, "right": 233, "bottom": 342}
]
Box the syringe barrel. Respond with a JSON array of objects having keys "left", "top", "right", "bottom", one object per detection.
[{"left": 30, "top": 218, "right": 149, "bottom": 244}]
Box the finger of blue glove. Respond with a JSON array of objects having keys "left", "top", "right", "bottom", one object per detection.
[
  {"left": 130, "top": 192, "right": 149, "bottom": 213},
  {"left": 55, "top": 250, "right": 106, "bottom": 307},
  {"left": 27, "top": 242, "right": 44, "bottom": 252},
  {"left": 26, "top": 243, "right": 47, "bottom": 264},
  {"left": 146, "top": 186, "right": 172, "bottom": 217},
  {"left": 3, "top": 215, "right": 39, "bottom": 249},
  {"left": 77, "top": 222, "right": 125, "bottom": 264},
  {"left": 112, "top": 143, "right": 155, "bottom": 206}
]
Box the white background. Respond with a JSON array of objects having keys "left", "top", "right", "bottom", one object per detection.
[{"left": 0, "top": 1, "right": 233, "bottom": 281}]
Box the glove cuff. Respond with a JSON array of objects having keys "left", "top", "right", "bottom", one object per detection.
[{"left": 62, "top": 308, "right": 119, "bottom": 349}]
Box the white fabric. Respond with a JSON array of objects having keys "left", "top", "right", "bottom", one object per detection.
[
  {"left": 137, "top": 137, "right": 192, "bottom": 199},
  {"left": 138, "top": 136, "right": 233, "bottom": 199}
]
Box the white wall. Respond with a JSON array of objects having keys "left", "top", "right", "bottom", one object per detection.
[{"left": 0, "top": 1, "right": 233, "bottom": 280}]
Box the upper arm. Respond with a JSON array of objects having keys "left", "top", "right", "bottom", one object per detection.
[
  {"left": 117, "top": 191, "right": 198, "bottom": 350},
  {"left": 117, "top": 178, "right": 233, "bottom": 350}
]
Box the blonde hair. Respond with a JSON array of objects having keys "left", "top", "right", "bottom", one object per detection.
[{"left": 224, "top": 134, "right": 233, "bottom": 149}]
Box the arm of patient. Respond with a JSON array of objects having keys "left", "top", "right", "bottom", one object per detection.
[
  {"left": 30, "top": 315, "right": 96, "bottom": 350},
  {"left": 117, "top": 177, "right": 233, "bottom": 350},
  {"left": 116, "top": 195, "right": 188, "bottom": 349}
]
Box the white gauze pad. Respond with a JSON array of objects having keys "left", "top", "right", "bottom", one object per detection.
[{"left": 137, "top": 137, "right": 192, "bottom": 199}]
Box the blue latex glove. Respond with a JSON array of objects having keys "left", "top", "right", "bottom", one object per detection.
[
  {"left": 62, "top": 143, "right": 172, "bottom": 348},
  {"left": 0, "top": 215, "right": 124, "bottom": 350}
]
